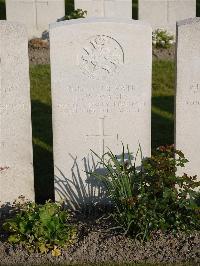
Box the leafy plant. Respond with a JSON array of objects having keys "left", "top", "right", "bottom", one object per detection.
[
  {"left": 65, "top": 9, "right": 87, "bottom": 20},
  {"left": 3, "top": 200, "right": 77, "bottom": 255},
  {"left": 195, "top": 191, "right": 200, "bottom": 207},
  {"left": 92, "top": 145, "right": 200, "bottom": 240},
  {"left": 152, "top": 29, "right": 174, "bottom": 49}
]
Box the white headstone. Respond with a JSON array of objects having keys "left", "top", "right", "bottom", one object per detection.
[
  {"left": 75, "top": 0, "right": 132, "bottom": 18},
  {"left": 0, "top": 21, "right": 34, "bottom": 204},
  {"left": 6, "top": 0, "right": 65, "bottom": 39},
  {"left": 176, "top": 17, "right": 200, "bottom": 181},
  {"left": 139, "top": 0, "right": 196, "bottom": 34},
  {"left": 50, "top": 18, "right": 152, "bottom": 207}
]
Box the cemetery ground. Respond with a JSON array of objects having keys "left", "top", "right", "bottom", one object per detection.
[{"left": 0, "top": 5, "right": 200, "bottom": 266}]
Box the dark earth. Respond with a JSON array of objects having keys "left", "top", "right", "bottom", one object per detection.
[
  {"left": 28, "top": 38, "right": 176, "bottom": 65},
  {"left": 0, "top": 209, "right": 200, "bottom": 265},
  {"left": 0, "top": 39, "right": 198, "bottom": 265}
]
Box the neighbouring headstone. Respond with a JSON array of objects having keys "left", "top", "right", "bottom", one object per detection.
[
  {"left": 50, "top": 18, "right": 152, "bottom": 207},
  {"left": 0, "top": 21, "right": 34, "bottom": 204},
  {"left": 75, "top": 0, "right": 132, "bottom": 18},
  {"left": 176, "top": 17, "right": 200, "bottom": 181},
  {"left": 6, "top": 0, "right": 65, "bottom": 39},
  {"left": 139, "top": 0, "right": 196, "bottom": 34}
]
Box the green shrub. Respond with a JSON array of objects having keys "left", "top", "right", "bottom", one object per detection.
[
  {"left": 65, "top": 9, "right": 87, "bottom": 20},
  {"left": 152, "top": 29, "right": 174, "bottom": 49},
  {"left": 92, "top": 145, "right": 200, "bottom": 240},
  {"left": 3, "top": 200, "right": 77, "bottom": 256},
  {"left": 195, "top": 191, "right": 200, "bottom": 206}
]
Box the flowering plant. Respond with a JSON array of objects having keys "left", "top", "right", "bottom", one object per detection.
[{"left": 152, "top": 29, "right": 174, "bottom": 49}]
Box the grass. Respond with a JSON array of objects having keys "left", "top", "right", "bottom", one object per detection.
[
  {"left": 30, "top": 65, "right": 54, "bottom": 203},
  {"left": 30, "top": 60, "right": 175, "bottom": 203},
  {"left": 152, "top": 60, "right": 175, "bottom": 148}
]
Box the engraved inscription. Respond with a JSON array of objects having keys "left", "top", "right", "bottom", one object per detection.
[
  {"left": 186, "top": 83, "right": 200, "bottom": 105},
  {"left": 190, "top": 83, "right": 200, "bottom": 94},
  {"left": 0, "top": 103, "right": 29, "bottom": 115},
  {"left": 57, "top": 84, "right": 146, "bottom": 114},
  {"left": 79, "top": 35, "right": 124, "bottom": 80}
]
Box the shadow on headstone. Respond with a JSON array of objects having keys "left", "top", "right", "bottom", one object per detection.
[
  {"left": 54, "top": 151, "right": 141, "bottom": 213},
  {"left": 55, "top": 153, "right": 109, "bottom": 212}
]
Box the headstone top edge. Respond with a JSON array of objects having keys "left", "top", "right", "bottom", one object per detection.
[
  {"left": 50, "top": 18, "right": 152, "bottom": 30},
  {"left": 177, "top": 17, "right": 200, "bottom": 27}
]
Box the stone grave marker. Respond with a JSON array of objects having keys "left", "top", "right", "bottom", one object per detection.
[
  {"left": 0, "top": 21, "right": 34, "bottom": 204},
  {"left": 6, "top": 0, "right": 65, "bottom": 39},
  {"left": 50, "top": 18, "right": 152, "bottom": 207},
  {"left": 176, "top": 17, "right": 200, "bottom": 181},
  {"left": 75, "top": 0, "right": 132, "bottom": 18},
  {"left": 139, "top": 0, "right": 196, "bottom": 34}
]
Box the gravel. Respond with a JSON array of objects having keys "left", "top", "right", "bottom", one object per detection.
[
  {"left": 0, "top": 210, "right": 199, "bottom": 265},
  {"left": 29, "top": 38, "right": 50, "bottom": 65}
]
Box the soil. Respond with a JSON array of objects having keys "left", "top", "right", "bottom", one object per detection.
[
  {"left": 153, "top": 45, "right": 175, "bottom": 61},
  {"left": 28, "top": 39, "right": 176, "bottom": 65},
  {"left": 0, "top": 209, "right": 200, "bottom": 265},
  {"left": 29, "top": 38, "right": 50, "bottom": 65}
]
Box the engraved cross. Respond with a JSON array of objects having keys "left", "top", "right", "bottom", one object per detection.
[
  {"left": 34, "top": 0, "right": 48, "bottom": 29},
  {"left": 86, "top": 116, "right": 112, "bottom": 156}
]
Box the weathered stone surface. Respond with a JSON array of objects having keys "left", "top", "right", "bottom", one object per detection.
[
  {"left": 50, "top": 18, "right": 152, "bottom": 207},
  {"left": 176, "top": 17, "right": 200, "bottom": 181},
  {"left": 75, "top": 0, "right": 132, "bottom": 18},
  {"left": 139, "top": 0, "right": 196, "bottom": 34},
  {"left": 0, "top": 21, "right": 34, "bottom": 204},
  {"left": 6, "top": 0, "right": 65, "bottom": 39}
]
